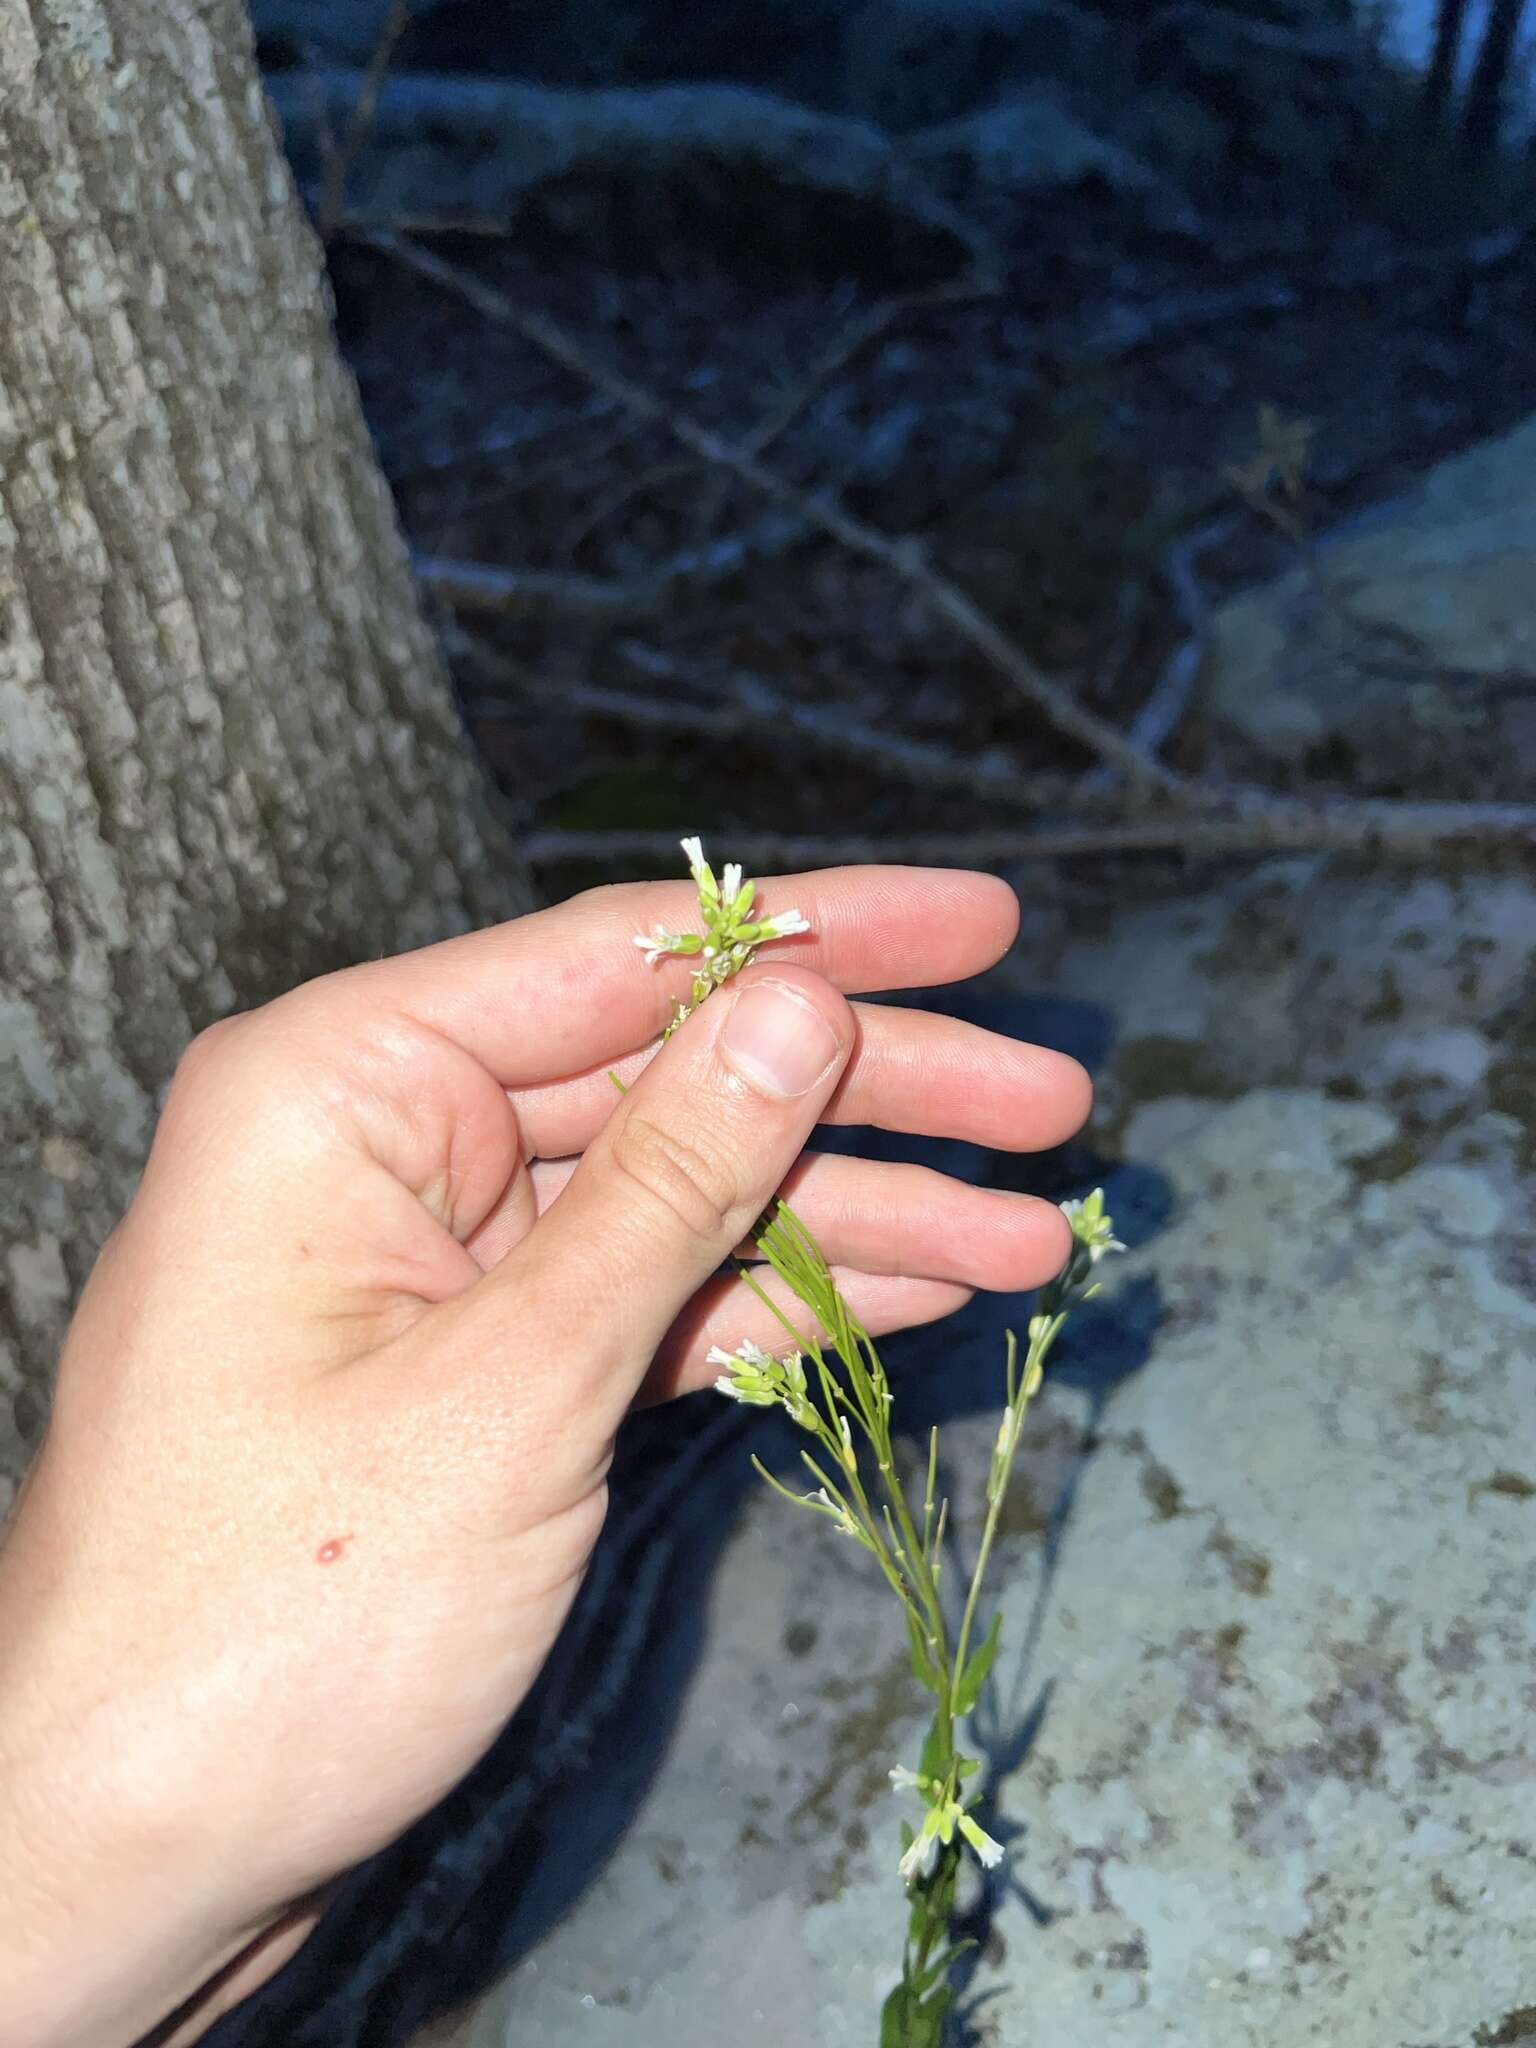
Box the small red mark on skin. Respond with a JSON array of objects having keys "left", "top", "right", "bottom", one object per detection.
[
  {"left": 296, "top": 1243, "right": 314, "bottom": 1260},
  {"left": 315, "top": 1534, "right": 352, "bottom": 1565}
]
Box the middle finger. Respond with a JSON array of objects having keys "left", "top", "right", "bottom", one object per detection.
[{"left": 510, "top": 1003, "right": 1091, "bottom": 1162}]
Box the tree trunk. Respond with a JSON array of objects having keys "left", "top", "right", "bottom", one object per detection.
[
  {"left": 1459, "top": 0, "right": 1529, "bottom": 158},
  {"left": 1419, "top": 0, "right": 1471, "bottom": 136},
  {"left": 0, "top": 0, "right": 530, "bottom": 1502}
]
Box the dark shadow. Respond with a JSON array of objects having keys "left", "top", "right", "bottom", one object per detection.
[{"left": 204, "top": 989, "right": 1169, "bottom": 2048}]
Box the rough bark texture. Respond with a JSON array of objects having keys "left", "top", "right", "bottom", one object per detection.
[{"left": 0, "top": 0, "right": 529, "bottom": 1502}]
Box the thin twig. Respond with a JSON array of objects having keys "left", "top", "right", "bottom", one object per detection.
[
  {"left": 417, "top": 513, "right": 804, "bottom": 619},
  {"left": 454, "top": 627, "right": 1146, "bottom": 814},
  {"left": 316, "top": 0, "right": 411, "bottom": 242},
  {"left": 522, "top": 801, "right": 1536, "bottom": 870},
  {"left": 686, "top": 274, "right": 991, "bottom": 545},
  {"left": 1085, "top": 515, "right": 1236, "bottom": 792},
  {"left": 366, "top": 229, "right": 1185, "bottom": 798},
  {"left": 742, "top": 275, "right": 993, "bottom": 465}
]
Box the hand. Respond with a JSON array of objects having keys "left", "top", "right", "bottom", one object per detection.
[{"left": 0, "top": 866, "right": 1090, "bottom": 2047}]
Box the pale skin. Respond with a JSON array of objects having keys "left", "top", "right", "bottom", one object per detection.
[{"left": 0, "top": 866, "right": 1091, "bottom": 2048}]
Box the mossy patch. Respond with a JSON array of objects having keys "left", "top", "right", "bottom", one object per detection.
[
  {"left": 1476, "top": 2008, "right": 1536, "bottom": 2046},
  {"left": 1472, "top": 1470, "right": 1536, "bottom": 1503},
  {"left": 1113, "top": 1032, "right": 1244, "bottom": 1111}
]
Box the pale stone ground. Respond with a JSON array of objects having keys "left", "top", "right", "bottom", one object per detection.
[{"left": 416, "top": 428, "right": 1535, "bottom": 2047}]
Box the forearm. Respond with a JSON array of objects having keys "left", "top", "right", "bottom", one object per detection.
[{"left": 0, "top": 1519, "right": 244, "bottom": 2048}]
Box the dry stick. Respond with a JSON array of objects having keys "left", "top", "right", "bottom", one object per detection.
[
  {"left": 683, "top": 272, "right": 995, "bottom": 538},
  {"left": 416, "top": 511, "right": 805, "bottom": 620},
  {"left": 1084, "top": 515, "right": 1237, "bottom": 793},
  {"left": 452, "top": 626, "right": 1140, "bottom": 814},
  {"left": 523, "top": 803, "right": 1536, "bottom": 868},
  {"left": 316, "top": 0, "right": 412, "bottom": 242},
  {"left": 365, "top": 229, "right": 1184, "bottom": 798}
]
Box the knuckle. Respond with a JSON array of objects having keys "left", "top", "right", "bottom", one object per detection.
[
  {"left": 167, "top": 1015, "right": 246, "bottom": 1095},
  {"left": 608, "top": 1113, "right": 741, "bottom": 1246}
]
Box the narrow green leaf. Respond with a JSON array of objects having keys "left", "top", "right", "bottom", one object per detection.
[
  {"left": 913, "top": 1940, "right": 976, "bottom": 1998},
  {"left": 880, "top": 1985, "right": 912, "bottom": 2048},
  {"left": 918, "top": 1713, "right": 948, "bottom": 1782},
  {"left": 954, "top": 1611, "right": 1002, "bottom": 1715}
]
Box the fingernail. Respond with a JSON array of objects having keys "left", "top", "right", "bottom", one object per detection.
[{"left": 721, "top": 980, "right": 841, "bottom": 1100}]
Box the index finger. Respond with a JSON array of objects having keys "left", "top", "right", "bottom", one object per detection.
[{"left": 322, "top": 866, "right": 1020, "bottom": 1087}]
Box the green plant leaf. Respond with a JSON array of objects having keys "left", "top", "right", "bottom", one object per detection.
[
  {"left": 918, "top": 1714, "right": 948, "bottom": 1782},
  {"left": 913, "top": 1940, "right": 975, "bottom": 1997},
  {"left": 880, "top": 1985, "right": 913, "bottom": 2048},
  {"left": 954, "top": 1612, "right": 1002, "bottom": 1715},
  {"left": 880, "top": 1982, "right": 952, "bottom": 2048}
]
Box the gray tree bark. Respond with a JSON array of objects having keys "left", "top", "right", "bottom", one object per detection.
[{"left": 0, "top": 0, "right": 530, "bottom": 1502}]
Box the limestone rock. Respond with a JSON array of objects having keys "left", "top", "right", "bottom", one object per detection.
[
  {"left": 910, "top": 88, "right": 1156, "bottom": 197},
  {"left": 1205, "top": 411, "right": 1536, "bottom": 781}
]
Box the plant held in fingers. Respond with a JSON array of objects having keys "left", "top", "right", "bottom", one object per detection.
[{"left": 634, "top": 839, "right": 1122, "bottom": 2046}]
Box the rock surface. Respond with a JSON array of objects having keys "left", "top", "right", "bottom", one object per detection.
[
  {"left": 1206, "top": 410, "right": 1536, "bottom": 779},
  {"left": 911, "top": 90, "right": 1155, "bottom": 197}
]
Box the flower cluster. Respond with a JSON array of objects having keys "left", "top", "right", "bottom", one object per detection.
[
  {"left": 1058, "top": 1185, "right": 1126, "bottom": 1292},
  {"left": 634, "top": 837, "right": 810, "bottom": 1037},
  {"left": 890, "top": 1766, "right": 1003, "bottom": 1884},
  {"left": 708, "top": 1338, "right": 816, "bottom": 1431}
]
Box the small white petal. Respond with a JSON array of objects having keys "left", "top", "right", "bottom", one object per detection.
[
  {"left": 960, "top": 1816, "right": 1005, "bottom": 1869},
  {"left": 764, "top": 909, "right": 810, "bottom": 938},
  {"left": 721, "top": 862, "right": 743, "bottom": 903},
  {"left": 680, "top": 835, "right": 705, "bottom": 872},
  {"left": 899, "top": 1829, "right": 941, "bottom": 1884},
  {"left": 889, "top": 1766, "right": 921, "bottom": 1790},
  {"left": 705, "top": 1345, "right": 738, "bottom": 1369},
  {"left": 713, "top": 1377, "right": 744, "bottom": 1401}
]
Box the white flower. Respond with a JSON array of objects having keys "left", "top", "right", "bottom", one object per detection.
[
  {"left": 839, "top": 1413, "right": 856, "bottom": 1471},
  {"left": 680, "top": 835, "right": 717, "bottom": 901},
  {"left": 889, "top": 1765, "right": 922, "bottom": 1791},
  {"left": 958, "top": 1814, "right": 1005, "bottom": 1869},
  {"left": 899, "top": 1824, "right": 942, "bottom": 1884},
  {"left": 1060, "top": 1188, "right": 1125, "bottom": 1265},
  {"left": 804, "top": 1486, "right": 860, "bottom": 1539},
  {"left": 721, "top": 861, "right": 744, "bottom": 906},
  {"left": 633, "top": 928, "right": 676, "bottom": 965},
  {"left": 761, "top": 909, "right": 810, "bottom": 940},
  {"left": 993, "top": 1405, "right": 1015, "bottom": 1457}
]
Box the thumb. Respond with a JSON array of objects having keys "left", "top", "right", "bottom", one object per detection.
[{"left": 494, "top": 963, "right": 853, "bottom": 1403}]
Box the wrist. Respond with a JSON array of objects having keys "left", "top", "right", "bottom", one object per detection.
[{"left": 0, "top": 1506, "right": 251, "bottom": 2046}]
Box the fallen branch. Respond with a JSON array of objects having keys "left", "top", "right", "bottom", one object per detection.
[
  {"left": 369, "top": 230, "right": 1185, "bottom": 799},
  {"left": 454, "top": 628, "right": 1142, "bottom": 814},
  {"left": 315, "top": 0, "right": 410, "bottom": 241},
  {"left": 1085, "top": 515, "right": 1236, "bottom": 791},
  {"left": 523, "top": 799, "right": 1536, "bottom": 870},
  {"left": 275, "top": 74, "right": 994, "bottom": 284},
  {"left": 416, "top": 513, "right": 806, "bottom": 620}
]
